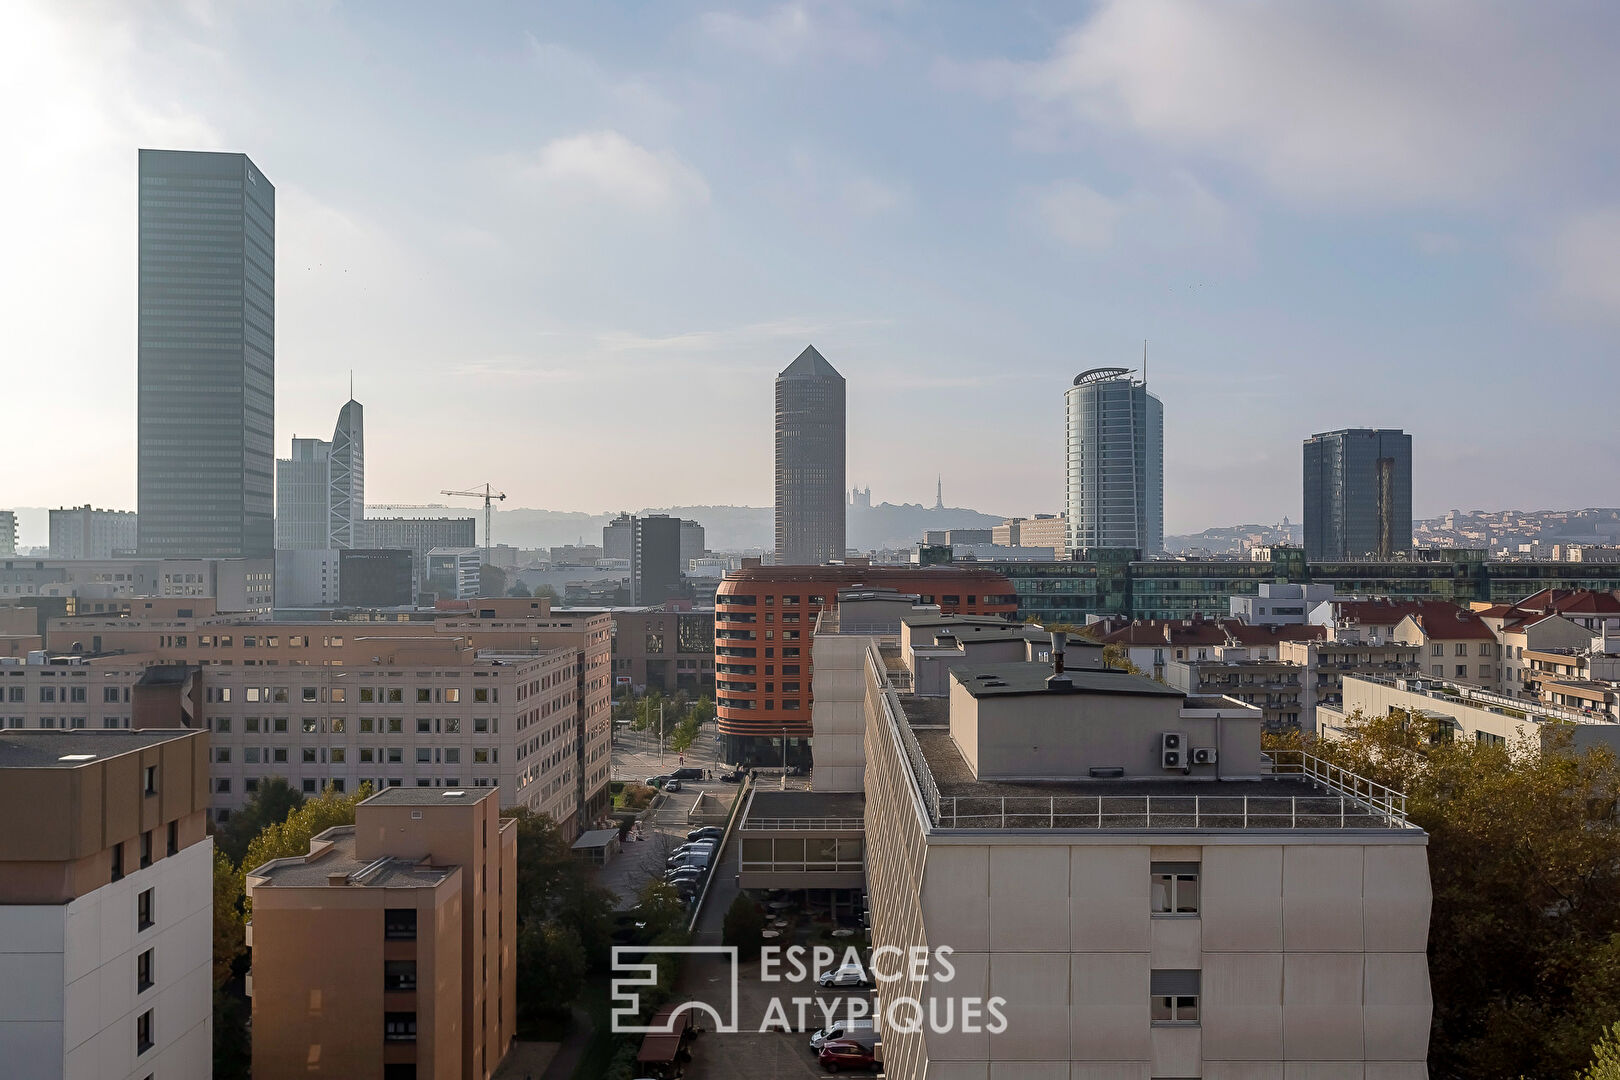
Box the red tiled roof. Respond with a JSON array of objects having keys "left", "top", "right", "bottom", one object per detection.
[
  {"left": 1401, "top": 608, "right": 1496, "bottom": 641},
  {"left": 1100, "top": 618, "right": 1325, "bottom": 648},
  {"left": 1515, "top": 589, "right": 1620, "bottom": 615}
]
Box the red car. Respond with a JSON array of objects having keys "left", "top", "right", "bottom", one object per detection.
[{"left": 818, "top": 1038, "right": 878, "bottom": 1072}]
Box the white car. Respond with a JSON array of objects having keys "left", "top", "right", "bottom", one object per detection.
[
  {"left": 817, "top": 962, "right": 870, "bottom": 988},
  {"left": 810, "top": 1019, "right": 875, "bottom": 1051}
]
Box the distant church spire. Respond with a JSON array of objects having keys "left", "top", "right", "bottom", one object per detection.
[{"left": 935, "top": 475, "right": 944, "bottom": 511}]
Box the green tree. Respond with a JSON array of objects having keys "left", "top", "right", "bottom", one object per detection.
[
  {"left": 1300, "top": 709, "right": 1620, "bottom": 1079},
  {"left": 669, "top": 711, "right": 702, "bottom": 754},
  {"left": 1101, "top": 642, "right": 1145, "bottom": 676},
  {"left": 515, "top": 921, "right": 587, "bottom": 1024},
  {"left": 507, "top": 580, "right": 532, "bottom": 597},
  {"left": 636, "top": 881, "right": 687, "bottom": 939},
  {"left": 722, "top": 893, "right": 765, "bottom": 960},
  {"left": 212, "top": 847, "right": 245, "bottom": 991},
  {"left": 216, "top": 776, "right": 304, "bottom": 864},
  {"left": 240, "top": 783, "right": 373, "bottom": 913},
  {"left": 479, "top": 563, "right": 507, "bottom": 598},
  {"left": 1584, "top": 1022, "right": 1620, "bottom": 1080}
]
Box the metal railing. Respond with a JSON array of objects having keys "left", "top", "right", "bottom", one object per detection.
[
  {"left": 1261, "top": 750, "right": 1407, "bottom": 822},
  {"left": 889, "top": 686, "right": 942, "bottom": 823},
  {"left": 934, "top": 789, "right": 1408, "bottom": 831},
  {"left": 1349, "top": 673, "right": 1607, "bottom": 725},
  {"left": 740, "top": 817, "right": 865, "bottom": 831}
]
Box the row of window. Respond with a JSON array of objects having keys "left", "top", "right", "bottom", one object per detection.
[{"left": 211, "top": 715, "right": 500, "bottom": 734}]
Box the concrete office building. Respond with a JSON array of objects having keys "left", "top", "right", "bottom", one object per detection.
[
  {"left": 1229, "top": 582, "right": 1337, "bottom": 626},
  {"left": 602, "top": 515, "right": 633, "bottom": 562},
  {"left": 775, "top": 345, "right": 846, "bottom": 566},
  {"left": 1303, "top": 429, "right": 1413, "bottom": 561},
  {"left": 49, "top": 506, "right": 139, "bottom": 560},
  {"left": 361, "top": 519, "right": 477, "bottom": 588},
  {"left": 39, "top": 598, "right": 613, "bottom": 831},
  {"left": 0, "top": 511, "right": 15, "bottom": 557},
  {"left": 275, "top": 397, "right": 365, "bottom": 551},
  {"left": 427, "top": 549, "right": 481, "bottom": 600},
  {"left": 0, "top": 556, "right": 273, "bottom": 614},
  {"left": 630, "top": 514, "right": 683, "bottom": 606},
  {"left": 680, "top": 519, "right": 706, "bottom": 564},
  {"left": 856, "top": 635, "right": 1433, "bottom": 1078},
  {"left": 1066, "top": 367, "right": 1164, "bottom": 554},
  {"left": 137, "top": 149, "right": 275, "bottom": 559},
  {"left": 0, "top": 728, "right": 213, "bottom": 1080},
  {"left": 246, "top": 786, "right": 516, "bottom": 1080},
  {"left": 274, "top": 548, "right": 339, "bottom": 608},
  {"left": 339, "top": 549, "right": 415, "bottom": 608},
  {"left": 993, "top": 514, "right": 1067, "bottom": 551},
  {"left": 610, "top": 607, "right": 715, "bottom": 693}
]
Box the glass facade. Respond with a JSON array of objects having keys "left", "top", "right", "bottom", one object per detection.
[
  {"left": 774, "top": 346, "right": 845, "bottom": 566},
  {"left": 1302, "top": 429, "right": 1412, "bottom": 561},
  {"left": 1065, "top": 369, "right": 1163, "bottom": 555},
  {"left": 138, "top": 149, "right": 275, "bottom": 558}
]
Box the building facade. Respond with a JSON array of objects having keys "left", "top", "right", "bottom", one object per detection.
[
  {"left": 360, "top": 519, "right": 477, "bottom": 588},
  {"left": 49, "top": 506, "right": 138, "bottom": 560},
  {"left": 713, "top": 563, "right": 1016, "bottom": 763},
  {"left": 427, "top": 549, "right": 481, "bottom": 600},
  {"left": 1303, "top": 429, "right": 1413, "bottom": 561},
  {"left": 0, "top": 511, "right": 15, "bottom": 557},
  {"left": 137, "top": 149, "right": 275, "bottom": 559},
  {"left": 993, "top": 514, "right": 1066, "bottom": 551},
  {"left": 247, "top": 786, "right": 516, "bottom": 1080},
  {"left": 1065, "top": 368, "right": 1164, "bottom": 555},
  {"left": 339, "top": 549, "right": 415, "bottom": 608},
  {"left": 0, "top": 556, "right": 273, "bottom": 614},
  {"left": 609, "top": 607, "right": 715, "bottom": 693},
  {"left": 275, "top": 398, "right": 364, "bottom": 552},
  {"left": 774, "top": 345, "right": 846, "bottom": 566},
  {"left": 274, "top": 548, "right": 338, "bottom": 608},
  {"left": 630, "top": 515, "right": 683, "bottom": 606},
  {"left": 0, "top": 728, "right": 213, "bottom": 1080}
]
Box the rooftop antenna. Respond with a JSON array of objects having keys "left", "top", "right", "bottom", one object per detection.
[
  {"left": 1143, "top": 339, "right": 1148, "bottom": 388},
  {"left": 349, "top": 369, "right": 353, "bottom": 400}
]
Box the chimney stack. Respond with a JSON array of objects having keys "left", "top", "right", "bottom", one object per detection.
[{"left": 1051, "top": 630, "right": 1067, "bottom": 674}]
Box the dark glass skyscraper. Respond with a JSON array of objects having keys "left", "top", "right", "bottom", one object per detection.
[
  {"left": 774, "top": 345, "right": 845, "bottom": 566},
  {"left": 137, "top": 149, "right": 275, "bottom": 558},
  {"left": 1303, "top": 428, "right": 1413, "bottom": 560}
]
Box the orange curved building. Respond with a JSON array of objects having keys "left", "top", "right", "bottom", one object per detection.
[{"left": 714, "top": 563, "right": 1017, "bottom": 765}]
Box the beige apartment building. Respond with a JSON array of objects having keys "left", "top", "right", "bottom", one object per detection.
[
  {"left": 27, "top": 597, "right": 612, "bottom": 834},
  {"left": 851, "top": 619, "right": 1432, "bottom": 1078},
  {"left": 246, "top": 785, "right": 517, "bottom": 1080},
  {"left": 0, "top": 728, "right": 213, "bottom": 1080},
  {"left": 1280, "top": 632, "right": 1422, "bottom": 733}
]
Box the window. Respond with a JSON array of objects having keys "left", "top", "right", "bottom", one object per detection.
[
  {"left": 244, "top": 747, "right": 261, "bottom": 764},
  {"left": 303, "top": 687, "right": 318, "bottom": 702},
  {"left": 417, "top": 718, "right": 432, "bottom": 733},
  {"left": 331, "top": 717, "right": 345, "bottom": 733},
  {"left": 214, "top": 717, "right": 231, "bottom": 733},
  {"left": 1431, "top": 643, "right": 1444, "bottom": 657},
  {"left": 387, "top": 717, "right": 403, "bottom": 733},
  {"left": 303, "top": 779, "right": 318, "bottom": 794},
  {"left": 474, "top": 687, "right": 489, "bottom": 703},
  {"left": 137, "top": 948, "right": 154, "bottom": 992},
  {"left": 331, "top": 747, "right": 346, "bottom": 763},
  {"left": 360, "top": 688, "right": 375, "bottom": 703},
  {"left": 143, "top": 765, "right": 158, "bottom": 795},
  {"left": 331, "top": 688, "right": 345, "bottom": 702},
  {"left": 385, "top": 908, "right": 417, "bottom": 939},
  {"left": 112, "top": 841, "right": 124, "bottom": 882},
  {"left": 444, "top": 718, "right": 460, "bottom": 733},
  {"left": 272, "top": 748, "right": 288, "bottom": 763},
  {"left": 387, "top": 748, "right": 403, "bottom": 763},
  {"left": 39, "top": 687, "right": 55, "bottom": 703},
  {"left": 1151, "top": 863, "right": 1199, "bottom": 915},
  {"left": 474, "top": 718, "right": 489, "bottom": 733},
  {"left": 360, "top": 717, "right": 375, "bottom": 733},
  {"left": 444, "top": 688, "right": 459, "bottom": 703},
  {"left": 1456, "top": 665, "right": 1468, "bottom": 678},
  {"left": 1432, "top": 664, "right": 1444, "bottom": 677},
  {"left": 137, "top": 888, "right": 155, "bottom": 931},
  {"left": 361, "top": 748, "right": 376, "bottom": 763},
  {"left": 105, "top": 687, "right": 120, "bottom": 703},
  {"left": 417, "top": 688, "right": 432, "bottom": 703},
  {"left": 303, "top": 748, "right": 318, "bottom": 763},
  {"left": 444, "top": 748, "right": 460, "bottom": 764},
  {"left": 140, "top": 831, "right": 153, "bottom": 868},
  {"left": 384, "top": 960, "right": 417, "bottom": 992},
  {"left": 215, "top": 778, "right": 231, "bottom": 794},
  {"left": 1150, "top": 969, "right": 1200, "bottom": 1024},
  {"left": 388, "top": 689, "right": 403, "bottom": 703},
  {"left": 272, "top": 717, "right": 288, "bottom": 733},
  {"left": 384, "top": 1012, "right": 417, "bottom": 1042},
  {"left": 136, "top": 1009, "right": 154, "bottom": 1054},
  {"left": 416, "top": 748, "right": 432, "bottom": 764},
  {"left": 167, "top": 820, "right": 178, "bottom": 857}
]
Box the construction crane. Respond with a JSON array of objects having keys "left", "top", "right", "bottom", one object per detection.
[{"left": 440, "top": 485, "right": 507, "bottom": 567}]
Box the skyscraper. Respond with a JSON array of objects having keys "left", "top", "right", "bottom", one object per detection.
[
  {"left": 1065, "top": 367, "right": 1164, "bottom": 555},
  {"left": 774, "top": 345, "right": 845, "bottom": 566},
  {"left": 137, "top": 149, "right": 275, "bottom": 558},
  {"left": 1303, "top": 428, "right": 1413, "bottom": 560},
  {"left": 275, "top": 398, "right": 364, "bottom": 550}
]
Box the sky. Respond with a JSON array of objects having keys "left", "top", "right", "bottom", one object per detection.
[{"left": 3, "top": 0, "right": 1618, "bottom": 538}]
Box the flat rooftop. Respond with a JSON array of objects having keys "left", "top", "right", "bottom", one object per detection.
[
  {"left": 250, "top": 827, "right": 453, "bottom": 888},
  {"left": 362, "top": 786, "right": 494, "bottom": 807},
  {"left": 745, "top": 790, "right": 865, "bottom": 820},
  {"left": 0, "top": 729, "right": 194, "bottom": 769},
  {"left": 953, "top": 662, "right": 1184, "bottom": 699}
]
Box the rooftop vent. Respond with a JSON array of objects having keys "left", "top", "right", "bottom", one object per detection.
[
  {"left": 58, "top": 753, "right": 96, "bottom": 762},
  {"left": 443, "top": 790, "right": 467, "bottom": 799}
]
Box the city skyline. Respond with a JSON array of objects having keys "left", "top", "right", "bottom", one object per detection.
[{"left": 5, "top": 3, "right": 1620, "bottom": 532}]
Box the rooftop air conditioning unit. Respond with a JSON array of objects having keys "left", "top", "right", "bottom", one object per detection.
[
  {"left": 1160, "top": 732, "right": 1185, "bottom": 770},
  {"left": 1191, "top": 746, "right": 1218, "bottom": 766}
]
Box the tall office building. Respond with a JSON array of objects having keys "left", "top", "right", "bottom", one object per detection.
[
  {"left": 1065, "top": 367, "right": 1164, "bottom": 555},
  {"left": 774, "top": 345, "right": 845, "bottom": 566},
  {"left": 137, "top": 149, "right": 275, "bottom": 559},
  {"left": 631, "top": 514, "right": 683, "bottom": 605},
  {"left": 275, "top": 398, "right": 364, "bottom": 550},
  {"left": 1303, "top": 428, "right": 1413, "bottom": 560}
]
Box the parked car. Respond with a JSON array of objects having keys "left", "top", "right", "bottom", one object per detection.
[
  {"left": 644, "top": 775, "right": 671, "bottom": 789},
  {"left": 665, "top": 868, "right": 704, "bottom": 885},
  {"left": 666, "top": 851, "right": 713, "bottom": 873},
  {"left": 810, "top": 1018, "right": 875, "bottom": 1051},
  {"left": 817, "top": 962, "right": 871, "bottom": 989},
  {"left": 817, "top": 1039, "right": 878, "bottom": 1072},
  {"left": 667, "top": 841, "right": 714, "bottom": 862},
  {"left": 718, "top": 769, "right": 742, "bottom": 783},
  {"left": 670, "top": 767, "right": 704, "bottom": 781},
  {"left": 664, "top": 778, "right": 682, "bottom": 794},
  {"left": 687, "top": 826, "right": 724, "bottom": 842}
]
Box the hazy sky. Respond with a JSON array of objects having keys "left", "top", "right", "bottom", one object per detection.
[{"left": 4, "top": 1, "right": 1618, "bottom": 534}]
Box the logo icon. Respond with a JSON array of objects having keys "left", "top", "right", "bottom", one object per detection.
[{"left": 610, "top": 945, "right": 739, "bottom": 1034}]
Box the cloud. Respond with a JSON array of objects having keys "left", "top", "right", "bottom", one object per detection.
[
  {"left": 502, "top": 130, "right": 709, "bottom": 212},
  {"left": 699, "top": 2, "right": 883, "bottom": 64},
  {"left": 1539, "top": 208, "right": 1620, "bottom": 324},
  {"left": 991, "top": 0, "right": 1619, "bottom": 208},
  {"left": 1033, "top": 181, "right": 1122, "bottom": 252},
  {"left": 1415, "top": 232, "right": 1464, "bottom": 256},
  {"left": 1027, "top": 172, "right": 1247, "bottom": 265}
]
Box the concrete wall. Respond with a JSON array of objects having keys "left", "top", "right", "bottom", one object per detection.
[{"left": 810, "top": 633, "right": 870, "bottom": 792}]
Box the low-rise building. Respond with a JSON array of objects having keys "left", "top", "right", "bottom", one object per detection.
[
  {"left": 1279, "top": 631, "right": 1422, "bottom": 730},
  {"left": 0, "top": 728, "right": 213, "bottom": 1080},
  {"left": 1229, "top": 582, "right": 1337, "bottom": 626},
  {"left": 246, "top": 785, "right": 516, "bottom": 1080},
  {"left": 0, "top": 556, "right": 273, "bottom": 613},
  {"left": 1164, "top": 648, "right": 1305, "bottom": 732},
  {"left": 609, "top": 606, "right": 715, "bottom": 693},
  {"left": 1320, "top": 672, "right": 1620, "bottom": 752}
]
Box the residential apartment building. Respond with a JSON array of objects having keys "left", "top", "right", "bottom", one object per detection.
[
  {"left": 993, "top": 514, "right": 1067, "bottom": 551},
  {"left": 1302, "top": 428, "right": 1413, "bottom": 561},
  {"left": 360, "top": 519, "right": 477, "bottom": 588},
  {"left": 1164, "top": 648, "right": 1306, "bottom": 732},
  {"left": 137, "top": 148, "right": 275, "bottom": 559},
  {"left": 0, "top": 556, "right": 273, "bottom": 613},
  {"left": 38, "top": 598, "right": 613, "bottom": 832},
  {"left": 1066, "top": 367, "right": 1164, "bottom": 554},
  {"left": 775, "top": 345, "right": 846, "bottom": 566},
  {"left": 1279, "top": 632, "right": 1421, "bottom": 731},
  {"left": 1388, "top": 604, "right": 1497, "bottom": 687},
  {"left": 610, "top": 606, "right": 715, "bottom": 693},
  {"left": 246, "top": 786, "right": 516, "bottom": 1080},
  {"left": 49, "top": 506, "right": 139, "bottom": 560},
  {"left": 714, "top": 563, "right": 1016, "bottom": 764},
  {"left": 0, "top": 728, "right": 213, "bottom": 1080},
  {"left": 0, "top": 510, "right": 15, "bottom": 556},
  {"left": 859, "top": 630, "right": 1432, "bottom": 1078},
  {"left": 275, "top": 397, "right": 364, "bottom": 550},
  {"left": 1095, "top": 616, "right": 1323, "bottom": 683}
]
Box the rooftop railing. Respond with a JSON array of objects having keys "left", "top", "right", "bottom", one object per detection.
[
  {"left": 1349, "top": 672, "right": 1610, "bottom": 724},
  {"left": 740, "top": 816, "right": 865, "bottom": 831}
]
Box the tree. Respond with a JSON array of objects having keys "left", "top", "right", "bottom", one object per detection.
[
  {"left": 515, "top": 921, "right": 587, "bottom": 1026},
  {"left": 212, "top": 847, "right": 245, "bottom": 991},
  {"left": 240, "top": 783, "right": 373, "bottom": 913},
  {"left": 636, "top": 881, "right": 687, "bottom": 939},
  {"left": 479, "top": 563, "right": 507, "bottom": 598},
  {"left": 507, "top": 580, "right": 532, "bottom": 597},
  {"left": 722, "top": 893, "right": 765, "bottom": 960},
  {"left": 1584, "top": 1022, "right": 1620, "bottom": 1080},
  {"left": 216, "top": 776, "right": 304, "bottom": 864},
  {"left": 669, "top": 711, "right": 702, "bottom": 754},
  {"left": 1296, "top": 709, "right": 1620, "bottom": 1079},
  {"left": 1101, "top": 642, "right": 1145, "bottom": 676}
]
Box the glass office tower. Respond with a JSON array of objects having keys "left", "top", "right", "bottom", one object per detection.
[
  {"left": 774, "top": 345, "right": 846, "bottom": 566},
  {"left": 1065, "top": 367, "right": 1164, "bottom": 555},
  {"left": 137, "top": 149, "right": 275, "bottom": 558},
  {"left": 1302, "top": 428, "right": 1413, "bottom": 560}
]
